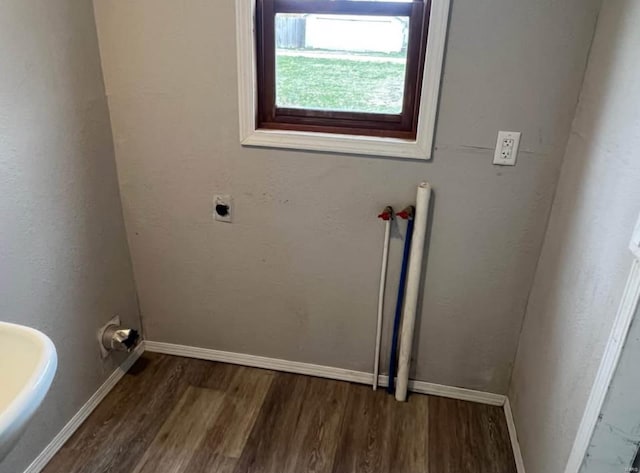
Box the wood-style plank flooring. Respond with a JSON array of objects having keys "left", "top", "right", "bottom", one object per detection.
[{"left": 43, "top": 353, "right": 516, "bottom": 473}]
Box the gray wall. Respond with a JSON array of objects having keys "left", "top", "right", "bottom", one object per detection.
[
  {"left": 0, "top": 1, "right": 140, "bottom": 472},
  {"left": 509, "top": 0, "right": 640, "bottom": 471},
  {"left": 92, "top": 0, "right": 600, "bottom": 394}
]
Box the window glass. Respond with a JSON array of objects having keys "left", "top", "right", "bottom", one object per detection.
[{"left": 275, "top": 13, "right": 410, "bottom": 114}]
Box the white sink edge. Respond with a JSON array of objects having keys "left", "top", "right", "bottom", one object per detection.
[{"left": 0, "top": 322, "right": 57, "bottom": 452}]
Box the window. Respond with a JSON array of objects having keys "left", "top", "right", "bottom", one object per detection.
[
  {"left": 256, "top": 0, "right": 429, "bottom": 139},
  {"left": 235, "top": 0, "right": 450, "bottom": 159}
]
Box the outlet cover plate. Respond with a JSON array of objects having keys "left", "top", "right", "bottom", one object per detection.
[
  {"left": 213, "top": 194, "right": 232, "bottom": 223},
  {"left": 493, "top": 131, "right": 521, "bottom": 166}
]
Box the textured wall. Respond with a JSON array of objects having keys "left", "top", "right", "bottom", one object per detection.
[
  {"left": 509, "top": 0, "right": 640, "bottom": 471},
  {"left": 0, "top": 1, "right": 140, "bottom": 472},
  {"left": 93, "top": 0, "right": 599, "bottom": 394}
]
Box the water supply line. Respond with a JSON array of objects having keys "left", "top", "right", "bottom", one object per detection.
[
  {"left": 387, "top": 206, "right": 414, "bottom": 394},
  {"left": 396, "top": 182, "right": 432, "bottom": 402},
  {"left": 373, "top": 206, "right": 393, "bottom": 390}
]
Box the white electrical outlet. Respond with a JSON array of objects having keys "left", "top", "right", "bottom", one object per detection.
[
  {"left": 213, "top": 194, "right": 232, "bottom": 223},
  {"left": 493, "top": 131, "right": 521, "bottom": 166}
]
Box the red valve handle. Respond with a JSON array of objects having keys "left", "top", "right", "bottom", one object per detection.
[
  {"left": 377, "top": 206, "right": 394, "bottom": 221},
  {"left": 396, "top": 206, "right": 415, "bottom": 220}
]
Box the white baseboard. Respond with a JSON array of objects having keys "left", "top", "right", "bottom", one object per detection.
[
  {"left": 404, "top": 377, "right": 505, "bottom": 406},
  {"left": 504, "top": 397, "right": 526, "bottom": 473},
  {"left": 145, "top": 341, "right": 506, "bottom": 406},
  {"left": 23, "top": 343, "right": 145, "bottom": 473}
]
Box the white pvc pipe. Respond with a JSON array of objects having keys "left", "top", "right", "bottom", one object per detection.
[
  {"left": 373, "top": 214, "right": 392, "bottom": 390},
  {"left": 395, "top": 182, "right": 432, "bottom": 401}
]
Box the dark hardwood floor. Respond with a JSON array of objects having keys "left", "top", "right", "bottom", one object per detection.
[{"left": 43, "top": 353, "right": 516, "bottom": 473}]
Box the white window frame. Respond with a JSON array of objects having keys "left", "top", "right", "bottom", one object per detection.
[{"left": 234, "top": 0, "right": 450, "bottom": 160}]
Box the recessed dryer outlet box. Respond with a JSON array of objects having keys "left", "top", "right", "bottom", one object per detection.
[{"left": 213, "top": 194, "right": 232, "bottom": 223}]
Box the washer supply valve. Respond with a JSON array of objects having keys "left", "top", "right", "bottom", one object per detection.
[
  {"left": 377, "top": 206, "right": 394, "bottom": 221},
  {"left": 396, "top": 206, "right": 415, "bottom": 220}
]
